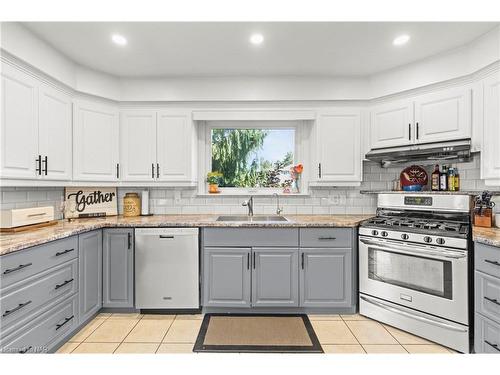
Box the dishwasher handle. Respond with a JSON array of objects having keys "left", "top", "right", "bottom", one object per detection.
[{"left": 159, "top": 235, "right": 175, "bottom": 239}]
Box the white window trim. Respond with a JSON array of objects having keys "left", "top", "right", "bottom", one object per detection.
[{"left": 197, "top": 120, "right": 311, "bottom": 196}]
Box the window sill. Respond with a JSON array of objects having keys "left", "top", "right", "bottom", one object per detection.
[{"left": 197, "top": 192, "right": 310, "bottom": 197}]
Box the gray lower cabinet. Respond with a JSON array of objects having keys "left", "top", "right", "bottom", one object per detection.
[
  {"left": 79, "top": 230, "right": 102, "bottom": 323},
  {"left": 252, "top": 248, "right": 299, "bottom": 307},
  {"left": 102, "top": 229, "right": 134, "bottom": 308},
  {"left": 300, "top": 248, "right": 351, "bottom": 308},
  {"left": 203, "top": 247, "right": 251, "bottom": 307}
]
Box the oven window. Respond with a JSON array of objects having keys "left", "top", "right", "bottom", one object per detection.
[{"left": 368, "top": 248, "right": 453, "bottom": 299}]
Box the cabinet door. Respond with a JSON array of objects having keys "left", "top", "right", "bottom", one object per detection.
[
  {"left": 157, "top": 110, "right": 193, "bottom": 181},
  {"left": 103, "top": 229, "right": 134, "bottom": 308},
  {"left": 300, "top": 248, "right": 352, "bottom": 308},
  {"left": 79, "top": 230, "right": 102, "bottom": 323},
  {"left": 120, "top": 110, "right": 157, "bottom": 181},
  {"left": 370, "top": 100, "right": 414, "bottom": 149},
  {"left": 482, "top": 74, "right": 500, "bottom": 183},
  {"left": 0, "top": 63, "right": 39, "bottom": 179},
  {"left": 252, "top": 248, "right": 299, "bottom": 307},
  {"left": 38, "top": 84, "right": 72, "bottom": 180},
  {"left": 315, "top": 109, "right": 362, "bottom": 183},
  {"left": 203, "top": 248, "right": 251, "bottom": 308},
  {"left": 414, "top": 87, "right": 471, "bottom": 143},
  {"left": 73, "top": 100, "right": 119, "bottom": 181}
]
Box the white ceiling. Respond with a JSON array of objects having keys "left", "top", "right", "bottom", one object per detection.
[{"left": 22, "top": 22, "right": 498, "bottom": 78}]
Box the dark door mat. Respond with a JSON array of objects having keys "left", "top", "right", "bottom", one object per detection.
[{"left": 193, "top": 313, "right": 323, "bottom": 353}]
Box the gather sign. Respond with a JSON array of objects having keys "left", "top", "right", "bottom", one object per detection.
[{"left": 64, "top": 187, "right": 118, "bottom": 219}]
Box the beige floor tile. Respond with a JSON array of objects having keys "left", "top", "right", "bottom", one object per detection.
[
  {"left": 308, "top": 314, "right": 342, "bottom": 321},
  {"left": 403, "top": 344, "right": 452, "bottom": 354},
  {"left": 56, "top": 342, "right": 80, "bottom": 353},
  {"left": 174, "top": 314, "right": 204, "bottom": 320},
  {"left": 311, "top": 321, "right": 358, "bottom": 344},
  {"left": 96, "top": 313, "right": 113, "bottom": 318},
  {"left": 68, "top": 318, "right": 106, "bottom": 342},
  {"left": 109, "top": 313, "right": 143, "bottom": 320},
  {"left": 156, "top": 343, "right": 195, "bottom": 353},
  {"left": 142, "top": 314, "right": 176, "bottom": 320},
  {"left": 124, "top": 317, "right": 175, "bottom": 343},
  {"left": 114, "top": 343, "right": 160, "bottom": 354},
  {"left": 72, "top": 343, "right": 120, "bottom": 354},
  {"left": 341, "top": 313, "right": 371, "bottom": 321},
  {"left": 345, "top": 321, "right": 398, "bottom": 344},
  {"left": 322, "top": 344, "right": 365, "bottom": 354},
  {"left": 383, "top": 324, "right": 432, "bottom": 345},
  {"left": 85, "top": 319, "right": 139, "bottom": 343},
  {"left": 163, "top": 319, "right": 202, "bottom": 343},
  {"left": 363, "top": 345, "right": 408, "bottom": 354}
]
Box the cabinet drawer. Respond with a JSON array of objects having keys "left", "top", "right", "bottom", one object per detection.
[
  {"left": 474, "top": 313, "right": 500, "bottom": 354},
  {"left": 203, "top": 228, "right": 298, "bottom": 247},
  {"left": 475, "top": 271, "right": 500, "bottom": 323},
  {"left": 299, "top": 228, "right": 352, "bottom": 248},
  {"left": 1, "top": 259, "right": 78, "bottom": 331},
  {"left": 1, "top": 236, "right": 78, "bottom": 288},
  {"left": 0, "top": 295, "right": 78, "bottom": 353},
  {"left": 475, "top": 243, "right": 500, "bottom": 279}
]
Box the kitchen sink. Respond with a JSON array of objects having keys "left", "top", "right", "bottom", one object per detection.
[{"left": 216, "top": 215, "right": 289, "bottom": 222}]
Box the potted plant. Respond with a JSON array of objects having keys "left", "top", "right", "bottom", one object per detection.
[{"left": 206, "top": 172, "right": 223, "bottom": 194}]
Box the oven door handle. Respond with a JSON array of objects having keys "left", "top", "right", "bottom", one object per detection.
[
  {"left": 360, "top": 295, "right": 468, "bottom": 332},
  {"left": 359, "top": 238, "right": 467, "bottom": 260}
]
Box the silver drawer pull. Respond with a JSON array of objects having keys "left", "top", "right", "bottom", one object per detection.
[
  {"left": 159, "top": 235, "right": 174, "bottom": 239},
  {"left": 18, "top": 346, "right": 32, "bottom": 354},
  {"left": 485, "top": 340, "right": 500, "bottom": 352},
  {"left": 318, "top": 237, "right": 336, "bottom": 240},
  {"left": 484, "top": 259, "right": 500, "bottom": 267},
  {"left": 27, "top": 213, "right": 47, "bottom": 217},
  {"left": 55, "top": 248, "right": 74, "bottom": 257},
  {"left": 55, "top": 315, "right": 74, "bottom": 330},
  {"left": 2, "top": 300, "right": 32, "bottom": 317},
  {"left": 55, "top": 278, "right": 74, "bottom": 290},
  {"left": 484, "top": 296, "right": 500, "bottom": 307},
  {"left": 3, "top": 263, "right": 32, "bottom": 275}
]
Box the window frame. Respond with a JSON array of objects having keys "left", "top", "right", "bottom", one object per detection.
[{"left": 198, "top": 120, "right": 310, "bottom": 195}]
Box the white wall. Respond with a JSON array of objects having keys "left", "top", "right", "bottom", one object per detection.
[{"left": 2, "top": 22, "right": 499, "bottom": 102}]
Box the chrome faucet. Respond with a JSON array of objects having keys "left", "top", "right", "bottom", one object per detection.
[
  {"left": 273, "top": 193, "right": 283, "bottom": 215},
  {"left": 242, "top": 196, "right": 254, "bottom": 216}
]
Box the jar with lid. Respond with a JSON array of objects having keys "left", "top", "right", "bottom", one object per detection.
[{"left": 123, "top": 193, "right": 141, "bottom": 217}]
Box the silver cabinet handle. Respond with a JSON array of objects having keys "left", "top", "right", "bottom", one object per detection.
[
  {"left": 318, "top": 237, "right": 336, "bottom": 240},
  {"left": 3, "top": 263, "right": 32, "bottom": 275},
  {"left": 3, "top": 300, "right": 32, "bottom": 317},
  {"left": 43, "top": 156, "right": 48, "bottom": 175},
  {"left": 159, "top": 235, "right": 174, "bottom": 239},
  {"left": 55, "top": 248, "right": 74, "bottom": 257},
  {"left": 485, "top": 340, "right": 500, "bottom": 352},
  {"left": 27, "top": 212, "right": 47, "bottom": 217},
  {"left": 360, "top": 295, "right": 467, "bottom": 332},
  {"left": 156, "top": 163, "right": 160, "bottom": 179},
  {"left": 55, "top": 278, "right": 74, "bottom": 290},
  {"left": 55, "top": 315, "right": 74, "bottom": 330},
  {"left": 484, "top": 259, "right": 500, "bottom": 267},
  {"left": 484, "top": 296, "right": 500, "bottom": 307}
]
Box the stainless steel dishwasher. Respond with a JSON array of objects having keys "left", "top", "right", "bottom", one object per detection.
[{"left": 135, "top": 228, "right": 199, "bottom": 310}]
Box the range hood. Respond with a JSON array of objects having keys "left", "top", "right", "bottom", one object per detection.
[{"left": 365, "top": 139, "right": 472, "bottom": 168}]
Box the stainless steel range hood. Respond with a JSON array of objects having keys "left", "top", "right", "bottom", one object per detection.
[{"left": 365, "top": 139, "right": 471, "bottom": 168}]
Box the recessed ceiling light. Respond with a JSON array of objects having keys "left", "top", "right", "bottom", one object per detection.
[
  {"left": 111, "top": 34, "right": 127, "bottom": 46},
  {"left": 393, "top": 34, "right": 410, "bottom": 46},
  {"left": 249, "top": 33, "right": 264, "bottom": 45}
]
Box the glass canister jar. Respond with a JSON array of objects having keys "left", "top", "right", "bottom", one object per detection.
[{"left": 123, "top": 192, "right": 141, "bottom": 217}]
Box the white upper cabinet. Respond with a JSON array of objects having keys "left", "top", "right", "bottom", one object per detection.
[
  {"left": 314, "top": 109, "right": 362, "bottom": 184},
  {"left": 414, "top": 87, "right": 471, "bottom": 143},
  {"left": 370, "top": 100, "right": 414, "bottom": 149},
  {"left": 1, "top": 64, "right": 39, "bottom": 179},
  {"left": 120, "top": 110, "right": 157, "bottom": 181},
  {"left": 156, "top": 110, "right": 193, "bottom": 182},
  {"left": 481, "top": 73, "right": 500, "bottom": 184},
  {"left": 73, "top": 100, "right": 119, "bottom": 181},
  {"left": 38, "top": 84, "right": 72, "bottom": 180}
]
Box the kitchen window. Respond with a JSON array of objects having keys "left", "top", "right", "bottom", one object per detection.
[{"left": 198, "top": 121, "right": 309, "bottom": 195}]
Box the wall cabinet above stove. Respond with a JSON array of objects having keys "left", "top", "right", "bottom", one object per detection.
[
  {"left": 1, "top": 63, "right": 72, "bottom": 181},
  {"left": 370, "top": 86, "right": 471, "bottom": 150}
]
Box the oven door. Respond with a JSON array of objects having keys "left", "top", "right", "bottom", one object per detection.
[{"left": 359, "top": 236, "right": 468, "bottom": 324}]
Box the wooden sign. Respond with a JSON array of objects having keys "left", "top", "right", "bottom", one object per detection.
[{"left": 64, "top": 187, "right": 117, "bottom": 219}]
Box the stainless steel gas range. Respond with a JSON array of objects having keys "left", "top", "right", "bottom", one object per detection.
[{"left": 358, "top": 193, "right": 472, "bottom": 353}]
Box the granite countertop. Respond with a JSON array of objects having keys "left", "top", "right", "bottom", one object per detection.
[
  {"left": 0, "top": 214, "right": 373, "bottom": 256},
  {"left": 473, "top": 226, "right": 500, "bottom": 248},
  {"left": 360, "top": 190, "right": 500, "bottom": 196}
]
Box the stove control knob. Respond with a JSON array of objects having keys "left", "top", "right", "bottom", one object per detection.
[
  {"left": 401, "top": 233, "right": 409, "bottom": 240},
  {"left": 436, "top": 238, "right": 445, "bottom": 245},
  {"left": 381, "top": 231, "right": 388, "bottom": 237},
  {"left": 371, "top": 230, "right": 379, "bottom": 236},
  {"left": 423, "top": 236, "right": 432, "bottom": 243}
]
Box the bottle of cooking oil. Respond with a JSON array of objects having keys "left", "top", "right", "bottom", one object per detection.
[
  {"left": 454, "top": 167, "right": 460, "bottom": 191},
  {"left": 447, "top": 167, "right": 456, "bottom": 191}
]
